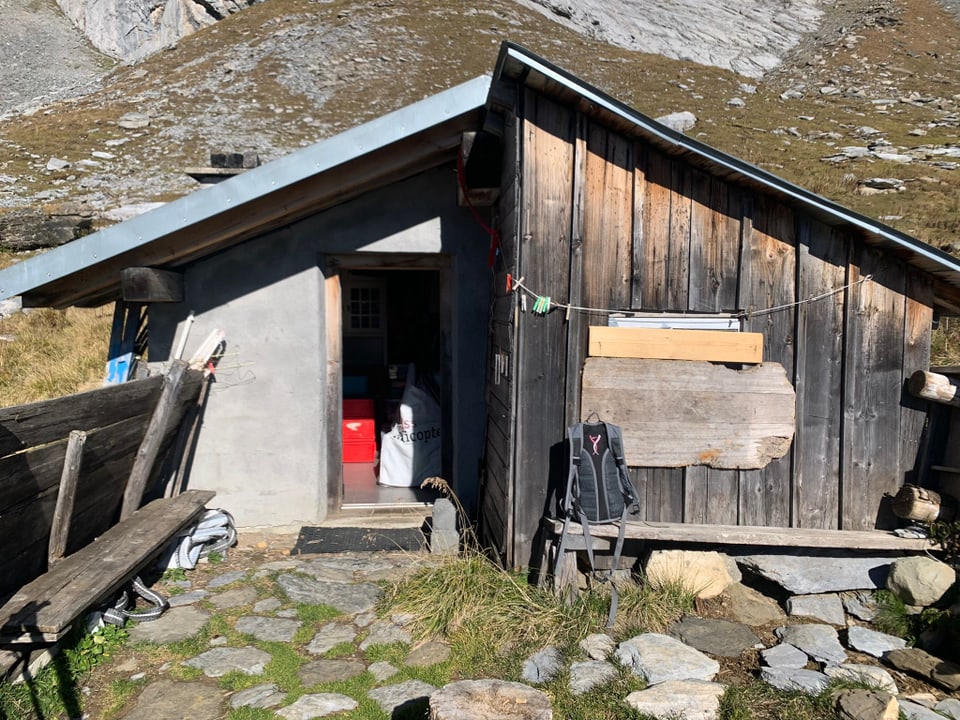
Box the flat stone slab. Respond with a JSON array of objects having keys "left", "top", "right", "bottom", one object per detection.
[
  {"left": 359, "top": 619, "right": 411, "bottom": 649},
  {"left": 299, "top": 659, "right": 366, "bottom": 686},
  {"left": 167, "top": 590, "right": 209, "bottom": 608},
  {"left": 184, "top": 646, "right": 272, "bottom": 677},
  {"left": 207, "top": 570, "right": 246, "bottom": 588},
  {"left": 724, "top": 582, "right": 786, "bottom": 627},
  {"left": 229, "top": 683, "right": 285, "bottom": 710},
  {"left": 235, "top": 616, "right": 302, "bottom": 642},
  {"left": 429, "top": 679, "right": 552, "bottom": 720},
  {"left": 668, "top": 616, "right": 760, "bottom": 658},
  {"left": 775, "top": 624, "right": 847, "bottom": 665},
  {"left": 128, "top": 606, "right": 210, "bottom": 644},
  {"left": 368, "top": 660, "right": 398, "bottom": 682},
  {"left": 277, "top": 573, "right": 381, "bottom": 613},
  {"left": 824, "top": 664, "right": 898, "bottom": 694},
  {"left": 846, "top": 626, "right": 907, "bottom": 658},
  {"left": 900, "top": 699, "right": 953, "bottom": 720},
  {"left": 253, "top": 598, "right": 282, "bottom": 613},
  {"left": 625, "top": 679, "right": 726, "bottom": 719},
  {"left": 569, "top": 660, "right": 618, "bottom": 695},
  {"left": 936, "top": 698, "right": 960, "bottom": 720},
  {"left": 580, "top": 633, "right": 616, "bottom": 661},
  {"left": 760, "top": 667, "right": 830, "bottom": 695},
  {"left": 841, "top": 591, "right": 879, "bottom": 621},
  {"left": 832, "top": 689, "right": 899, "bottom": 720},
  {"left": 615, "top": 633, "right": 720, "bottom": 684},
  {"left": 368, "top": 679, "right": 437, "bottom": 717},
  {"left": 761, "top": 643, "right": 808, "bottom": 669},
  {"left": 307, "top": 622, "right": 357, "bottom": 655},
  {"left": 120, "top": 679, "right": 224, "bottom": 720},
  {"left": 786, "top": 593, "right": 846, "bottom": 626},
  {"left": 208, "top": 586, "right": 259, "bottom": 609},
  {"left": 276, "top": 693, "right": 358, "bottom": 719},
  {"left": 885, "top": 648, "right": 960, "bottom": 691},
  {"left": 737, "top": 552, "right": 894, "bottom": 594}
]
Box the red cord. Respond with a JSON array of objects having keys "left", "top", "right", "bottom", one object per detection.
[{"left": 456, "top": 147, "right": 500, "bottom": 267}]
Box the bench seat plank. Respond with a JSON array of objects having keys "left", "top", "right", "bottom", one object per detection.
[
  {"left": 542, "top": 517, "right": 936, "bottom": 551},
  {"left": 1, "top": 490, "right": 215, "bottom": 639}
]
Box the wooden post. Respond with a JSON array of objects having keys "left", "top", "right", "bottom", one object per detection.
[
  {"left": 48, "top": 430, "right": 87, "bottom": 564},
  {"left": 121, "top": 360, "right": 188, "bottom": 519},
  {"left": 908, "top": 370, "right": 960, "bottom": 408}
]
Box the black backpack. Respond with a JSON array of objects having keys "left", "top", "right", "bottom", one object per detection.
[{"left": 555, "top": 420, "right": 639, "bottom": 627}]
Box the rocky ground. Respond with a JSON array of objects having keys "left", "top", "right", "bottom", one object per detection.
[{"left": 57, "top": 533, "right": 960, "bottom": 720}]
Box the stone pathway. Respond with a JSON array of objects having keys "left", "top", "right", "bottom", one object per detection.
[{"left": 78, "top": 538, "right": 960, "bottom": 720}]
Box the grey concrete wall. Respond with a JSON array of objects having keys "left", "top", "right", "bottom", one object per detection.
[{"left": 150, "top": 167, "right": 490, "bottom": 527}]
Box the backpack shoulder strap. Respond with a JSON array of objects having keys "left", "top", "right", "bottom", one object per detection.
[{"left": 604, "top": 422, "right": 639, "bottom": 510}]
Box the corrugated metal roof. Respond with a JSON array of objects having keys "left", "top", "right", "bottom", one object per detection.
[
  {"left": 0, "top": 75, "right": 492, "bottom": 306},
  {"left": 493, "top": 42, "right": 960, "bottom": 297}
]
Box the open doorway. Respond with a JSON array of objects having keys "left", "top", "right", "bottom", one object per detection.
[{"left": 339, "top": 267, "right": 446, "bottom": 509}]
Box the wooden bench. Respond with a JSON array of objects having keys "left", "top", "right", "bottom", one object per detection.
[
  {"left": 541, "top": 516, "right": 938, "bottom": 595},
  {"left": 0, "top": 490, "right": 214, "bottom": 644}
]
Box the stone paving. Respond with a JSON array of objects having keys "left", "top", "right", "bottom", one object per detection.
[{"left": 77, "top": 534, "right": 960, "bottom": 720}]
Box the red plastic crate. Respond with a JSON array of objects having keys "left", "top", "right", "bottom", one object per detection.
[
  {"left": 343, "top": 439, "right": 376, "bottom": 463},
  {"left": 343, "top": 398, "right": 375, "bottom": 418},
  {"left": 342, "top": 418, "right": 375, "bottom": 442}
]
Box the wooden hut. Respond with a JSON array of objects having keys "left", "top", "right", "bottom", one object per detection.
[
  {"left": 2, "top": 44, "right": 960, "bottom": 568},
  {"left": 477, "top": 44, "right": 960, "bottom": 568}
]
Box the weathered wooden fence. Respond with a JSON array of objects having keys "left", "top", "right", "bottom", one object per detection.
[{"left": 0, "top": 363, "right": 204, "bottom": 600}]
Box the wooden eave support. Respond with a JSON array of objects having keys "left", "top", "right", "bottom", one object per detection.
[
  {"left": 121, "top": 267, "right": 184, "bottom": 303},
  {"left": 458, "top": 131, "right": 501, "bottom": 207}
]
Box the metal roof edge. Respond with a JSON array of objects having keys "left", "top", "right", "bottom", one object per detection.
[
  {"left": 493, "top": 42, "right": 960, "bottom": 281},
  {"left": 0, "top": 75, "right": 493, "bottom": 301}
]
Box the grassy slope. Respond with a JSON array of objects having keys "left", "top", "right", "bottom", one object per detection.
[{"left": 1, "top": 0, "right": 960, "bottom": 403}]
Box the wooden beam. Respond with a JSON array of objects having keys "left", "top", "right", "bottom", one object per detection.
[
  {"left": 542, "top": 517, "right": 936, "bottom": 552},
  {"left": 121, "top": 360, "right": 189, "bottom": 519},
  {"left": 121, "top": 267, "right": 184, "bottom": 303},
  {"left": 48, "top": 430, "right": 86, "bottom": 565},
  {"left": 909, "top": 370, "right": 960, "bottom": 408},
  {"left": 588, "top": 326, "right": 763, "bottom": 364}
]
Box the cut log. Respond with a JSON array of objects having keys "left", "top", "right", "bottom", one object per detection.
[
  {"left": 908, "top": 370, "right": 960, "bottom": 408},
  {"left": 581, "top": 357, "right": 795, "bottom": 469}
]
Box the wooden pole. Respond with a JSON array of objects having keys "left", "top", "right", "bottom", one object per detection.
[
  {"left": 48, "top": 430, "right": 87, "bottom": 564},
  {"left": 908, "top": 370, "right": 960, "bottom": 408},
  {"left": 121, "top": 360, "right": 188, "bottom": 519}
]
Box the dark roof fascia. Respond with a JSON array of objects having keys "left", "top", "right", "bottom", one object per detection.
[
  {"left": 493, "top": 42, "right": 960, "bottom": 295},
  {"left": 0, "top": 75, "right": 492, "bottom": 306}
]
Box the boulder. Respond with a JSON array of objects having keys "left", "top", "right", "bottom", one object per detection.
[
  {"left": 429, "top": 679, "right": 552, "bottom": 720},
  {"left": 886, "top": 557, "right": 956, "bottom": 607},
  {"left": 645, "top": 550, "right": 734, "bottom": 598},
  {"left": 833, "top": 689, "right": 899, "bottom": 720}
]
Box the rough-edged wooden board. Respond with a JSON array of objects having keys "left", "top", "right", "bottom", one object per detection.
[
  {"left": 0, "top": 490, "right": 215, "bottom": 638},
  {"left": 541, "top": 517, "right": 936, "bottom": 551},
  {"left": 901, "top": 269, "right": 934, "bottom": 485},
  {"left": 793, "top": 220, "right": 847, "bottom": 529},
  {"left": 589, "top": 326, "right": 763, "bottom": 364},
  {"left": 689, "top": 174, "right": 742, "bottom": 313},
  {"left": 581, "top": 357, "right": 795, "bottom": 469},
  {"left": 638, "top": 148, "right": 673, "bottom": 309},
  {"left": 0, "top": 375, "right": 163, "bottom": 458}
]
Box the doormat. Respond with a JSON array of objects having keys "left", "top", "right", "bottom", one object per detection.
[{"left": 292, "top": 526, "right": 427, "bottom": 555}]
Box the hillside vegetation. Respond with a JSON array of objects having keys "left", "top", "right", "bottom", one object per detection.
[{"left": 2, "top": 0, "right": 960, "bottom": 403}]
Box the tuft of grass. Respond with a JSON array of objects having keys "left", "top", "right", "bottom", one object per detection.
[
  {"left": 102, "top": 676, "right": 147, "bottom": 718},
  {"left": 295, "top": 603, "right": 342, "bottom": 625},
  {"left": 720, "top": 681, "right": 837, "bottom": 720},
  {"left": 257, "top": 642, "right": 305, "bottom": 692},
  {"left": 872, "top": 589, "right": 914, "bottom": 641},
  {"left": 228, "top": 707, "right": 277, "bottom": 720},
  {"left": 324, "top": 642, "right": 357, "bottom": 659}
]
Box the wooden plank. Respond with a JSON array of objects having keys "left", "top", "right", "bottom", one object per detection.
[
  {"left": 541, "top": 517, "right": 936, "bottom": 551},
  {"left": 0, "top": 375, "right": 163, "bottom": 458},
  {"left": 582, "top": 357, "right": 795, "bottom": 469},
  {"left": 589, "top": 326, "right": 763, "bottom": 363},
  {"left": 630, "top": 143, "right": 647, "bottom": 310},
  {"left": 639, "top": 149, "right": 672, "bottom": 309},
  {"left": 121, "top": 361, "right": 190, "bottom": 519},
  {"left": 793, "top": 221, "right": 847, "bottom": 529},
  {"left": 689, "top": 175, "right": 741, "bottom": 312},
  {"left": 667, "top": 160, "right": 691, "bottom": 312},
  {"left": 564, "top": 114, "right": 588, "bottom": 428},
  {"left": 0, "top": 490, "right": 215, "bottom": 637},
  {"left": 323, "top": 263, "right": 343, "bottom": 515},
  {"left": 842, "top": 245, "right": 907, "bottom": 530},
  {"left": 47, "top": 430, "right": 86, "bottom": 565},
  {"left": 738, "top": 196, "right": 796, "bottom": 527},
  {"left": 901, "top": 269, "right": 934, "bottom": 485},
  {"left": 121, "top": 267, "right": 184, "bottom": 303},
  {"left": 682, "top": 466, "right": 741, "bottom": 525},
  {"left": 645, "top": 467, "right": 683, "bottom": 522},
  {"left": 513, "top": 88, "right": 574, "bottom": 569}
]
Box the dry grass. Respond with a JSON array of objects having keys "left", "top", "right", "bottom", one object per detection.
[{"left": 0, "top": 304, "right": 112, "bottom": 407}]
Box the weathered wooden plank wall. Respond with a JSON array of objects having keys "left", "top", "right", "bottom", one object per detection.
[
  {"left": 0, "top": 371, "right": 203, "bottom": 598},
  {"left": 498, "top": 86, "right": 935, "bottom": 568}
]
